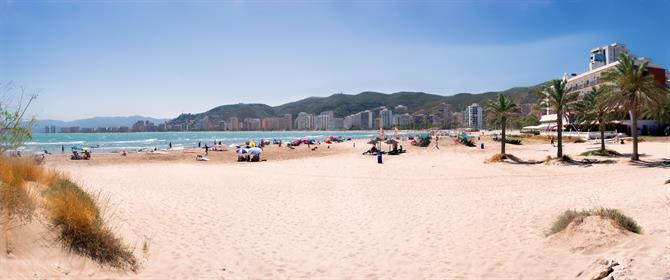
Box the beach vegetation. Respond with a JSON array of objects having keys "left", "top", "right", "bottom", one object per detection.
[
  {"left": 549, "top": 208, "right": 641, "bottom": 235},
  {"left": 44, "top": 177, "right": 138, "bottom": 271},
  {"left": 0, "top": 82, "right": 37, "bottom": 153},
  {"left": 0, "top": 154, "right": 137, "bottom": 270},
  {"left": 579, "top": 149, "right": 622, "bottom": 157},
  {"left": 537, "top": 80, "right": 579, "bottom": 158},
  {"left": 486, "top": 93, "right": 519, "bottom": 155},
  {"left": 601, "top": 54, "right": 670, "bottom": 160},
  {"left": 0, "top": 156, "right": 44, "bottom": 253},
  {"left": 486, "top": 153, "right": 507, "bottom": 162}
]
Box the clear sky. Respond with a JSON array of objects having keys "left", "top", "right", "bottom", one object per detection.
[{"left": 2, "top": 0, "right": 669, "bottom": 120}]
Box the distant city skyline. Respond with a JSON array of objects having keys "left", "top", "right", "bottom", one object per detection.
[{"left": 2, "top": 0, "right": 669, "bottom": 121}]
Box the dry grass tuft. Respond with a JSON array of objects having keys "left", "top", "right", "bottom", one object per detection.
[
  {"left": 549, "top": 208, "right": 641, "bottom": 235},
  {"left": 0, "top": 156, "right": 137, "bottom": 270},
  {"left": 0, "top": 156, "right": 43, "bottom": 226},
  {"left": 486, "top": 153, "right": 507, "bottom": 163},
  {"left": 45, "top": 177, "right": 138, "bottom": 271}
]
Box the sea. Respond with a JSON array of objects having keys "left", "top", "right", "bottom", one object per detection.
[{"left": 22, "top": 131, "right": 392, "bottom": 154}]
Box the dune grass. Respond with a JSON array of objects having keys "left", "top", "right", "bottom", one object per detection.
[
  {"left": 0, "top": 155, "right": 137, "bottom": 270},
  {"left": 549, "top": 208, "right": 641, "bottom": 235},
  {"left": 0, "top": 157, "right": 45, "bottom": 226},
  {"left": 45, "top": 177, "right": 138, "bottom": 271}
]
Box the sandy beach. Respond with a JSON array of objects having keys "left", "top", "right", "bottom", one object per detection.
[{"left": 3, "top": 137, "right": 670, "bottom": 279}]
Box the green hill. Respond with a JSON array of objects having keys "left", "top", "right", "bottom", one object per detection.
[{"left": 168, "top": 81, "right": 549, "bottom": 125}]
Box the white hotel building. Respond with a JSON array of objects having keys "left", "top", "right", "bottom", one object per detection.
[{"left": 533, "top": 43, "right": 669, "bottom": 136}]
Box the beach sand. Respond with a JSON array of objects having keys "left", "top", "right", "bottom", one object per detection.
[{"left": 3, "top": 137, "right": 670, "bottom": 279}]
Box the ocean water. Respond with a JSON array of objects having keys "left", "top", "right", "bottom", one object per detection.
[{"left": 23, "top": 131, "right": 387, "bottom": 153}]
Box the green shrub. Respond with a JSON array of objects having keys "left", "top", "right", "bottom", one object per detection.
[{"left": 579, "top": 149, "right": 622, "bottom": 157}]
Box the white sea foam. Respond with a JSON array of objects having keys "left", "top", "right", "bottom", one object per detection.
[{"left": 24, "top": 141, "right": 84, "bottom": 145}]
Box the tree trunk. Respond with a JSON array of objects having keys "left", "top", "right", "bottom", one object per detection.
[
  {"left": 557, "top": 110, "right": 563, "bottom": 158},
  {"left": 501, "top": 119, "right": 506, "bottom": 155},
  {"left": 631, "top": 111, "right": 639, "bottom": 160},
  {"left": 599, "top": 117, "right": 605, "bottom": 153}
]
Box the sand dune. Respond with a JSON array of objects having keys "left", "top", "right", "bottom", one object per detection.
[{"left": 3, "top": 139, "right": 669, "bottom": 279}]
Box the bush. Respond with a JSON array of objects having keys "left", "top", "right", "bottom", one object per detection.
[
  {"left": 549, "top": 208, "right": 641, "bottom": 235},
  {"left": 493, "top": 136, "right": 522, "bottom": 145},
  {"left": 45, "top": 178, "right": 137, "bottom": 271}
]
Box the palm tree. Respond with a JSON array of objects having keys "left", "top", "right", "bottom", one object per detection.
[
  {"left": 601, "top": 54, "right": 670, "bottom": 160},
  {"left": 642, "top": 96, "right": 670, "bottom": 135},
  {"left": 486, "top": 93, "right": 518, "bottom": 155},
  {"left": 575, "top": 86, "right": 612, "bottom": 153},
  {"left": 538, "top": 79, "right": 579, "bottom": 158}
]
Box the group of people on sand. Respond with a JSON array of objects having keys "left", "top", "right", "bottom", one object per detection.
[
  {"left": 362, "top": 142, "right": 405, "bottom": 156},
  {"left": 71, "top": 150, "right": 91, "bottom": 160}
]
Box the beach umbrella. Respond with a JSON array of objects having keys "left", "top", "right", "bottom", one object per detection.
[
  {"left": 248, "top": 147, "right": 262, "bottom": 155},
  {"left": 385, "top": 139, "right": 398, "bottom": 145},
  {"left": 236, "top": 148, "right": 248, "bottom": 155},
  {"left": 367, "top": 139, "right": 377, "bottom": 145}
]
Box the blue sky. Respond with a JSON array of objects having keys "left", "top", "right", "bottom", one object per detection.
[{"left": 2, "top": 0, "right": 669, "bottom": 120}]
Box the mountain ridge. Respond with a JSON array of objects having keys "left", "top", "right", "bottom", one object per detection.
[
  {"left": 170, "top": 81, "right": 548, "bottom": 125},
  {"left": 35, "top": 115, "right": 170, "bottom": 129}
]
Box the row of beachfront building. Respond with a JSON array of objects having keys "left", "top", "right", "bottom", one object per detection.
[
  {"left": 47, "top": 103, "right": 495, "bottom": 133},
  {"left": 176, "top": 105, "right": 486, "bottom": 132}
]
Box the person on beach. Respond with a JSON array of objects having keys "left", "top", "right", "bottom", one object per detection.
[
  {"left": 204, "top": 144, "right": 209, "bottom": 155},
  {"left": 550, "top": 137, "right": 555, "bottom": 147},
  {"left": 435, "top": 136, "right": 440, "bottom": 149},
  {"left": 198, "top": 141, "right": 201, "bottom": 148},
  {"left": 169, "top": 142, "right": 172, "bottom": 149}
]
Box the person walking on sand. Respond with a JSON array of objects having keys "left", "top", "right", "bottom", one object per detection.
[
  {"left": 198, "top": 141, "right": 201, "bottom": 148},
  {"left": 169, "top": 142, "right": 172, "bottom": 149},
  {"left": 550, "top": 137, "right": 555, "bottom": 147},
  {"left": 61, "top": 145, "right": 65, "bottom": 153},
  {"left": 205, "top": 144, "right": 209, "bottom": 155},
  {"left": 435, "top": 136, "right": 440, "bottom": 149}
]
